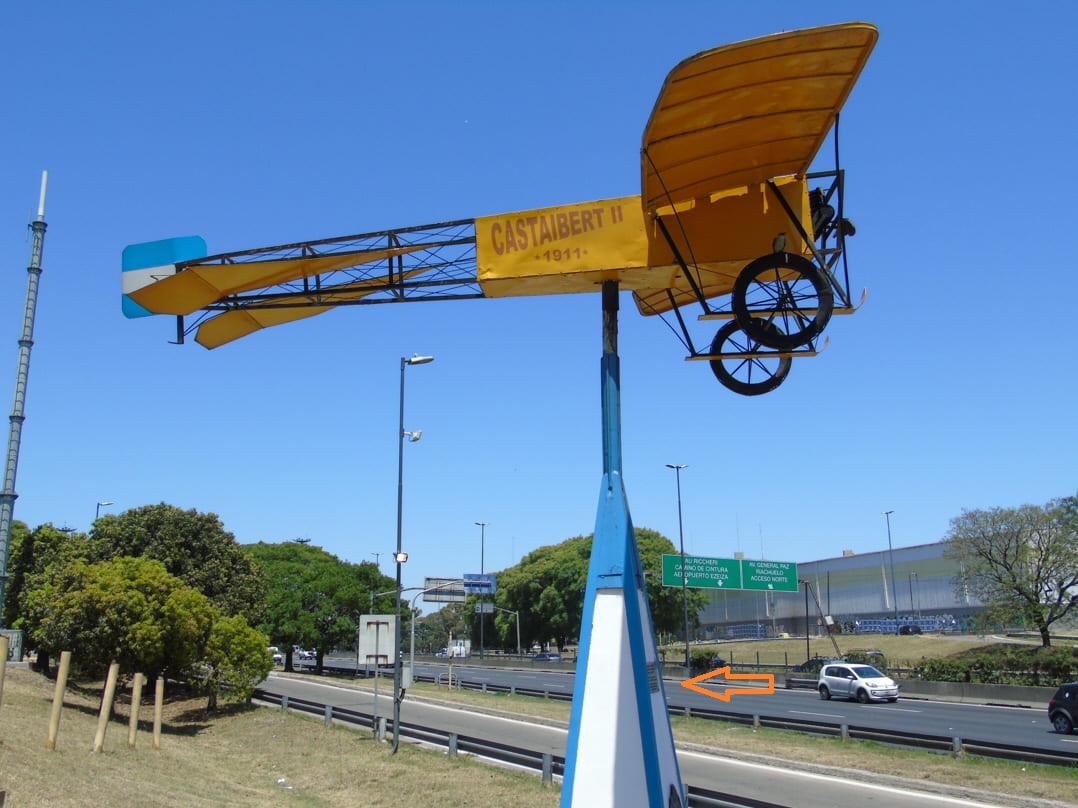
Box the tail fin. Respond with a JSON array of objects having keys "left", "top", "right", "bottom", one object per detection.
[{"left": 121, "top": 236, "right": 206, "bottom": 318}]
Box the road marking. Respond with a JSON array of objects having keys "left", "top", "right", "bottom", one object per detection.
[
  {"left": 678, "top": 750, "right": 1018, "bottom": 807},
  {"left": 789, "top": 710, "right": 844, "bottom": 718}
]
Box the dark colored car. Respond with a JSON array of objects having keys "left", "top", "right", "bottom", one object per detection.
[
  {"left": 899, "top": 624, "right": 923, "bottom": 635},
  {"left": 784, "top": 657, "right": 832, "bottom": 689},
  {"left": 1049, "top": 683, "right": 1078, "bottom": 734},
  {"left": 532, "top": 652, "right": 563, "bottom": 663}
]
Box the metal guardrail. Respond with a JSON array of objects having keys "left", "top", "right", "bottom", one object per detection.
[
  {"left": 670, "top": 703, "right": 1078, "bottom": 767},
  {"left": 254, "top": 689, "right": 563, "bottom": 783},
  {"left": 283, "top": 665, "right": 1078, "bottom": 768},
  {"left": 254, "top": 688, "right": 780, "bottom": 808}
]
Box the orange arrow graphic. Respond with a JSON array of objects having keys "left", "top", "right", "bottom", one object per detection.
[{"left": 680, "top": 666, "right": 774, "bottom": 702}]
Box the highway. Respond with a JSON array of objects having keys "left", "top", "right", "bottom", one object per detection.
[
  {"left": 266, "top": 668, "right": 1069, "bottom": 808},
  {"left": 309, "top": 657, "right": 1074, "bottom": 759}
]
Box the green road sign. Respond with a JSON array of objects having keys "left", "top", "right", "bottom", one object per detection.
[
  {"left": 741, "top": 559, "right": 799, "bottom": 592},
  {"left": 660, "top": 555, "right": 799, "bottom": 592},
  {"left": 662, "top": 554, "right": 742, "bottom": 589}
]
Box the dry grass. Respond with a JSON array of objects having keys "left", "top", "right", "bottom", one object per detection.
[
  {"left": 0, "top": 667, "right": 559, "bottom": 808},
  {"left": 681, "top": 633, "right": 1075, "bottom": 671}
]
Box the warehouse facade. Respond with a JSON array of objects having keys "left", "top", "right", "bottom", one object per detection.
[{"left": 697, "top": 541, "right": 982, "bottom": 639}]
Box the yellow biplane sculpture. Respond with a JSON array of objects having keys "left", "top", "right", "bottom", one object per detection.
[{"left": 123, "top": 22, "right": 877, "bottom": 395}]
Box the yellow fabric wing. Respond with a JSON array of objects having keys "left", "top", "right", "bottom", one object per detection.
[
  {"left": 127, "top": 245, "right": 429, "bottom": 316},
  {"left": 641, "top": 22, "right": 878, "bottom": 214}
]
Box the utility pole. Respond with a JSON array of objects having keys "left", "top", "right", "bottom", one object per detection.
[
  {"left": 883, "top": 510, "right": 899, "bottom": 633},
  {"left": 0, "top": 172, "right": 49, "bottom": 628}
]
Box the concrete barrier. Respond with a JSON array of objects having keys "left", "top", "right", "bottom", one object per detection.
[{"left": 895, "top": 679, "right": 1056, "bottom": 707}]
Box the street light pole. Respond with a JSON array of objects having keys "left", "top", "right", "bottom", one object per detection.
[
  {"left": 407, "top": 579, "right": 464, "bottom": 696},
  {"left": 95, "top": 501, "right": 113, "bottom": 521},
  {"left": 665, "top": 463, "right": 691, "bottom": 671},
  {"left": 883, "top": 510, "right": 899, "bottom": 634},
  {"left": 475, "top": 521, "right": 487, "bottom": 660},
  {"left": 493, "top": 605, "right": 521, "bottom": 658},
  {"left": 393, "top": 354, "right": 433, "bottom": 754},
  {"left": 800, "top": 579, "right": 810, "bottom": 662}
]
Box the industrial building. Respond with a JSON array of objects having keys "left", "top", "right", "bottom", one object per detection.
[{"left": 698, "top": 541, "right": 982, "bottom": 639}]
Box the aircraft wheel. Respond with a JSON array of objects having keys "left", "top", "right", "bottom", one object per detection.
[
  {"left": 732, "top": 252, "right": 834, "bottom": 350},
  {"left": 709, "top": 320, "right": 791, "bottom": 396}
]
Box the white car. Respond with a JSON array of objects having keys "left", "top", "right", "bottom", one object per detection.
[{"left": 818, "top": 663, "right": 899, "bottom": 703}]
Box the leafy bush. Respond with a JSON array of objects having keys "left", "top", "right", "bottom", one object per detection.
[
  {"left": 844, "top": 649, "right": 888, "bottom": 671},
  {"left": 921, "top": 645, "right": 1078, "bottom": 685},
  {"left": 690, "top": 649, "right": 716, "bottom": 672}
]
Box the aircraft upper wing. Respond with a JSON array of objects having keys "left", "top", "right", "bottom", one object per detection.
[{"left": 640, "top": 22, "right": 878, "bottom": 214}]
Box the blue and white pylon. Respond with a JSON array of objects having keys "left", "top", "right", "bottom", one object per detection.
[{"left": 560, "top": 282, "right": 685, "bottom": 808}]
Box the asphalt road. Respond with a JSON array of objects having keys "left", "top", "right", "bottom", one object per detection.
[
  {"left": 370, "top": 660, "right": 1073, "bottom": 758},
  {"left": 265, "top": 672, "right": 1040, "bottom": 808}
]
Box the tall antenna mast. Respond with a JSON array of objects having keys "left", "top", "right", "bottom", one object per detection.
[{"left": 0, "top": 171, "right": 49, "bottom": 627}]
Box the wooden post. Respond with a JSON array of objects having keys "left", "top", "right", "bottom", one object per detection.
[
  {"left": 45, "top": 650, "right": 72, "bottom": 750},
  {"left": 152, "top": 676, "right": 164, "bottom": 750},
  {"left": 127, "top": 673, "right": 144, "bottom": 749},
  {"left": 93, "top": 662, "right": 120, "bottom": 752}
]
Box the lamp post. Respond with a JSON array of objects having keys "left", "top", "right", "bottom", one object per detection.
[
  {"left": 800, "top": 579, "right": 810, "bottom": 662},
  {"left": 95, "top": 501, "right": 113, "bottom": 521},
  {"left": 408, "top": 579, "right": 465, "bottom": 684},
  {"left": 665, "top": 463, "right": 691, "bottom": 671},
  {"left": 883, "top": 510, "right": 899, "bottom": 634},
  {"left": 393, "top": 354, "right": 433, "bottom": 754},
  {"left": 475, "top": 521, "right": 488, "bottom": 660},
  {"left": 494, "top": 605, "right": 522, "bottom": 658}
]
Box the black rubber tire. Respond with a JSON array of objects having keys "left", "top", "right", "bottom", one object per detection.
[
  {"left": 732, "top": 252, "right": 834, "bottom": 350},
  {"left": 818, "top": 685, "right": 830, "bottom": 700},
  {"left": 1052, "top": 712, "right": 1074, "bottom": 734},
  {"left": 856, "top": 689, "right": 870, "bottom": 704},
  {"left": 708, "top": 319, "right": 792, "bottom": 396}
]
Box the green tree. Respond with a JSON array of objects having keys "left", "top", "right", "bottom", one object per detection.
[
  {"left": 8, "top": 523, "right": 93, "bottom": 671},
  {"left": 34, "top": 556, "right": 216, "bottom": 678},
  {"left": 496, "top": 534, "right": 590, "bottom": 650},
  {"left": 635, "top": 527, "right": 710, "bottom": 641},
  {"left": 243, "top": 542, "right": 397, "bottom": 672},
  {"left": 494, "top": 528, "right": 708, "bottom": 651},
  {"left": 0, "top": 519, "right": 32, "bottom": 629},
  {"left": 198, "top": 612, "right": 273, "bottom": 710},
  {"left": 944, "top": 497, "right": 1078, "bottom": 647},
  {"left": 414, "top": 603, "right": 469, "bottom": 654},
  {"left": 91, "top": 504, "right": 267, "bottom": 625}
]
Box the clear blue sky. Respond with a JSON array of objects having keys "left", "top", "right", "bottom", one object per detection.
[{"left": 2, "top": 2, "right": 1075, "bottom": 609}]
